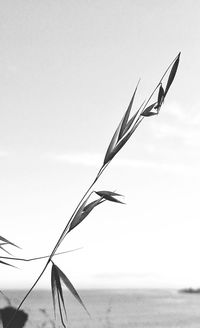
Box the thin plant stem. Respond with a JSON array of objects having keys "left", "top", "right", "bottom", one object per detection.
[
  {"left": 6, "top": 53, "right": 180, "bottom": 327},
  {"left": 8, "top": 164, "right": 106, "bottom": 322},
  {"left": 5, "top": 262, "right": 49, "bottom": 328},
  {"left": 0, "top": 248, "right": 82, "bottom": 262},
  {"left": 49, "top": 165, "right": 105, "bottom": 259}
]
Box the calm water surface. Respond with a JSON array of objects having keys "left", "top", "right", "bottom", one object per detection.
[{"left": 1, "top": 289, "right": 200, "bottom": 328}]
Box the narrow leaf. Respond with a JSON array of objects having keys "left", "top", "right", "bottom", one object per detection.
[
  {"left": 157, "top": 84, "right": 165, "bottom": 106},
  {"left": 83, "top": 198, "right": 103, "bottom": 213},
  {"left": 51, "top": 264, "right": 68, "bottom": 327},
  {"left": 123, "top": 101, "right": 145, "bottom": 136},
  {"left": 95, "top": 191, "right": 122, "bottom": 197},
  {"left": 51, "top": 264, "right": 57, "bottom": 319},
  {"left": 0, "top": 260, "right": 17, "bottom": 268},
  {"left": 103, "top": 120, "right": 123, "bottom": 165},
  {"left": 54, "top": 265, "right": 67, "bottom": 324},
  {"left": 57, "top": 290, "right": 67, "bottom": 328},
  {"left": 0, "top": 245, "right": 13, "bottom": 256},
  {"left": 141, "top": 103, "right": 157, "bottom": 117},
  {"left": 95, "top": 191, "right": 125, "bottom": 204},
  {"left": 100, "top": 194, "right": 125, "bottom": 204},
  {"left": 106, "top": 116, "right": 143, "bottom": 162},
  {"left": 104, "top": 84, "right": 141, "bottom": 165},
  {"left": 0, "top": 236, "right": 20, "bottom": 249},
  {"left": 164, "top": 52, "right": 180, "bottom": 96},
  {"left": 118, "top": 80, "right": 140, "bottom": 140},
  {"left": 66, "top": 195, "right": 90, "bottom": 234},
  {"left": 69, "top": 198, "right": 102, "bottom": 232},
  {"left": 56, "top": 265, "right": 90, "bottom": 317}
]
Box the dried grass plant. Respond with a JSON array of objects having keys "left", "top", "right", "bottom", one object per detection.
[{"left": 0, "top": 53, "right": 180, "bottom": 328}]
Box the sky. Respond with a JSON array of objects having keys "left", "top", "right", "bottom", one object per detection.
[{"left": 0, "top": 0, "right": 200, "bottom": 291}]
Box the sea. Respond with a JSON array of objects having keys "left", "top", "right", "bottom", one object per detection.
[{"left": 1, "top": 289, "right": 200, "bottom": 328}]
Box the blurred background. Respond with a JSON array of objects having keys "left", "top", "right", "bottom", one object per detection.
[{"left": 0, "top": 0, "right": 199, "bottom": 290}]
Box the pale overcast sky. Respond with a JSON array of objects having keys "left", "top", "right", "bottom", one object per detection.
[{"left": 0, "top": 0, "right": 200, "bottom": 289}]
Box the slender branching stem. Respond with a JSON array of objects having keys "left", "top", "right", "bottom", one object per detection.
[
  {"left": 6, "top": 53, "right": 180, "bottom": 328},
  {"left": 0, "top": 248, "right": 82, "bottom": 262},
  {"left": 8, "top": 164, "right": 106, "bottom": 322},
  {"left": 5, "top": 262, "right": 49, "bottom": 328}
]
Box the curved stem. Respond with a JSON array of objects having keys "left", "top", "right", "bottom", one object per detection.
[
  {"left": 9, "top": 164, "right": 106, "bottom": 324},
  {"left": 5, "top": 262, "right": 49, "bottom": 328},
  {"left": 0, "top": 248, "right": 82, "bottom": 262},
  {"left": 49, "top": 166, "right": 104, "bottom": 259}
]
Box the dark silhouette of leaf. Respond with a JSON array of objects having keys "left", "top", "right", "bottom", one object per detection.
[
  {"left": 51, "top": 264, "right": 57, "bottom": 319},
  {"left": 123, "top": 107, "right": 141, "bottom": 136},
  {"left": 83, "top": 198, "right": 103, "bottom": 213},
  {"left": 141, "top": 103, "right": 157, "bottom": 117},
  {"left": 104, "top": 84, "right": 140, "bottom": 165},
  {"left": 95, "top": 191, "right": 125, "bottom": 204},
  {"left": 118, "top": 81, "right": 140, "bottom": 140},
  {"left": 164, "top": 52, "right": 180, "bottom": 96},
  {"left": 103, "top": 119, "right": 123, "bottom": 165},
  {"left": 0, "top": 260, "right": 17, "bottom": 268},
  {"left": 0, "top": 245, "right": 13, "bottom": 256},
  {"left": 0, "top": 236, "right": 20, "bottom": 249},
  {"left": 54, "top": 265, "right": 67, "bottom": 326},
  {"left": 104, "top": 116, "right": 143, "bottom": 163},
  {"left": 102, "top": 195, "right": 125, "bottom": 204},
  {"left": 157, "top": 84, "right": 165, "bottom": 106},
  {"left": 55, "top": 264, "right": 90, "bottom": 317},
  {"left": 51, "top": 264, "right": 67, "bottom": 327},
  {"left": 68, "top": 198, "right": 103, "bottom": 232},
  {"left": 95, "top": 191, "right": 122, "bottom": 197}
]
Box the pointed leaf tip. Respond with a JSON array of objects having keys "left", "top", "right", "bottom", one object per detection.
[
  {"left": 51, "top": 263, "right": 68, "bottom": 326},
  {"left": 95, "top": 190, "right": 125, "bottom": 204},
  {"left": 68, "top": 197, "right": 103, "bottom": 232},
  {"left": 0, "top": 236, "right": 20, "bottom": 249},
  {"left": 0, "top": 260, "right": 17, "bottom": 268},
  {"left": 55, "top": 265, "right": 90, "bottom": 317},
  {"left": 141, "top": 103, "right": 157, "bottom": 117},
  {"left": 164, "top": 53, "right": 180, "bottom": 96},
  {"left": 104, "top": 82, "right": 141, "bottom": 165},
  {"left": 95, "top": 190, "right": 123, "bottom": 197},
  {"left": 119, "top": 80, "right": 140, "bottom": 140}
]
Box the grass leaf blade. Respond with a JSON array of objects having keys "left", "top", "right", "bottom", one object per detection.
[
  {"left": 0, "top": 236, "right": 20, "bottom": 249},
  {"left": 103, "top": 120, "right": 123, "bottom": 165},
  {"left": 107, "top": 116, "right": 143, "bottom": 162},
  {"left": 56, "top": 265, "right": 90, "bottom": 317},
  {"left": 95, "top": 191, "right": 122, "bottom": 197},
  {"left": 51, "top": 264, "right": 57, "bottom": 319},
  {"left": 141, "top": 103, "right": 157, "bottom": 117},
  {"left": 0, "top": 260, "right": 17, "bottom": 268},
  {"left": 118, "top": 80, "right": 140, "bottom": 140},
  {"left": 164, "top": 52, "right": 180, "bottom": 96},
  {"left": 95, "top": 191, "right": 124, "bottom": 203},
  {"left": 69, "top": 198, "right": 102, "bottom": 232}
]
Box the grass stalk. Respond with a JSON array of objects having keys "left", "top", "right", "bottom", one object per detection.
[{"left": 4, "top": 53, "right": 180, "bottom": 328}]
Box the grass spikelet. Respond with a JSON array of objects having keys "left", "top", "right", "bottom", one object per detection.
[
  {"left": 103, "top": 82, "right": 140, "bottom": 165},
  {"left": 141, "top": 103, "right": 157, "bottom": 117},
  {"left": 51, "top": 262, "right": 89, "bottom": 327},
  {"left": 68, "top": 197, "right": 104, "bottom": 233},
  {"left": 164, "top": 52, "right": 180, "bottom": 96},
  {"left": 95, "top": 190, "right": 125, "bottom": 204},
  {"left": 51, "top": 263, "right": 67, "bottom": 327}
]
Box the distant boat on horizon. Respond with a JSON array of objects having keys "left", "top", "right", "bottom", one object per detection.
[{"left": 179, "top": 288, "right": 200, "bottom": 294}]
